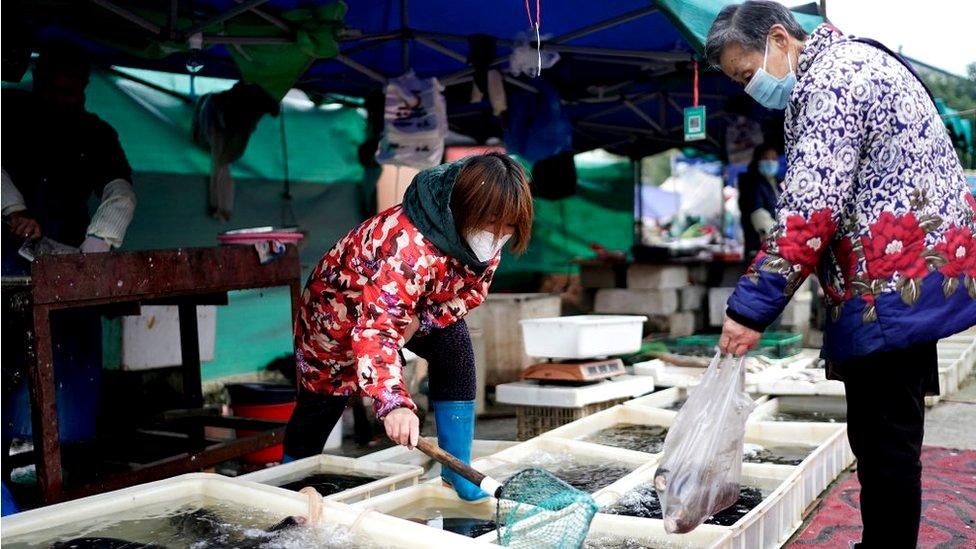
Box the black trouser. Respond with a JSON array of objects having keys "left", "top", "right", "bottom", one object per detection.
[
  {"left": 842, "top": 341, "right": 936, "bottom": 549},
  {"left": 283, "top": 319, "right": 476, "bottom": 459}
]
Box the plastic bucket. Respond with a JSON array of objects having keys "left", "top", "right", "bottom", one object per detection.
[{"left": 226, "top": 383, "right": 296, "bottom": 464}]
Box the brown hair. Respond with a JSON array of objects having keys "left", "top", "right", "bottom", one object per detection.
[{"left": 451, "top": 153, "right": 534, "bottom": 254}]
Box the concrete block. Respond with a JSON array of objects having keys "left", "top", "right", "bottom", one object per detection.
[
  {"left": 594, "top": 289, "right": 678, "bottom": 316},
  {"left": 626, "top": 265, "right": 689, "bottom": 290},
  {"left": 668, "top": 312, "right": 696, "bottom": 337},
  {"left": 679, "top": 286, "right": 706, "bottom": 312},
  {"left": 781, "top": 291, "right": 813, "bottom": 328},
  {"left": 708, "top": 287, "right": 736, "bottom": 327}
]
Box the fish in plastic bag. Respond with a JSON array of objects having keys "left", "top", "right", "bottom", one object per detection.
[{"left": 653, "top": 353, "right": 755, "bottom": 533}]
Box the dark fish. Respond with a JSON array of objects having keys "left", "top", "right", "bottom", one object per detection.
[{"left": 51, "top": 538, "right": 166, "bottom": 549}]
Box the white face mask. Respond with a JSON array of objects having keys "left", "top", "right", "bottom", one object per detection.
[{"left": 466, "top": 230, "right": 511, "bottom": 262}]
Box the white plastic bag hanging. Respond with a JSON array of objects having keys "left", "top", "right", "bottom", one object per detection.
[{"left": 653, "top": 352, "right": 755, "bottom": 533}]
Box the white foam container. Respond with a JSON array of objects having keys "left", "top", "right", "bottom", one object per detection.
[
  {"left": 471, "top": 437, "right": 655, "bottom": 496},
  {"left": 359, "top": 439, "right": 519, "bottom": 481},
  {"left": 594, "top": 462, "right": 803, "bottom": 549},
  {"left": 749, "top": 396, "right": 847, "bottom": 423},
  {"left": 238, "top": 454, "right": 423, "bottom": 504},
  {"left": 0, "top": 473, "right": 487, "bottom": 548},
  {"left": 519, "top": 315, "right": 647, "bottom": 359},
  {"left": 495, "top": 375, "right": 656, "bottom": 408}
]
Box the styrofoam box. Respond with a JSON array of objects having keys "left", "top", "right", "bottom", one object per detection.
[
  {"left": 471, "top": 437, "right": 655, "bottom": 496},
  {"left": 520, "top": 315, "right": 648, "bottom": 359},
  {"left": 239, "top": 454, "right": 423, "bottom": 504},
  {"left": 750, "top": 396, "right": 847, "bottom": 423},
  {"left": 352, "top": 482, "right": 498, "bottom": 540},
  {"left": 0, "top": 473, "right": 486, "bottom": 548},
  {"left": 633, "top": 358, "right": 708, "bottom": 388},
  {"left": 120, "top": 305, "right": 217, "bottom": 370},
  {"left": 495, "top": 375, "right": 656, "bottom": 408},
  {"left": 359, "top": 439, "right": 519, "bottom": 481},
  {"left": 625, "top": 387, "right": 772, "bottom": 411},
  {"left": 594, "top": 461, "right": 804, "bottom": 549}
]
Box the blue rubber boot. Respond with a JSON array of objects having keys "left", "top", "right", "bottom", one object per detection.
[
  {"left": 432, "top": 400, "right": 489, "bottom": 501},
  {"left": 281, "top": 454, "right": 296, "bottom": 464}
]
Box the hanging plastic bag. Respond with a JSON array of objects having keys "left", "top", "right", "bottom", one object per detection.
[{"left": 653, "top": 353, "right": 755, "bottom": 533}]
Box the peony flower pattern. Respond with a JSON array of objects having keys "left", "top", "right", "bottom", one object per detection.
[
  {"left": 775, "top": 209, "right": 836, "bottom": 276},
  {"left": 861, "top": 212, "right": 927, "bottom": 280}
]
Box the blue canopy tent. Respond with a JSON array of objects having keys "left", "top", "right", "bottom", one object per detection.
[{"left": 6, "top": 0, "right": 824, "bottom": 158}]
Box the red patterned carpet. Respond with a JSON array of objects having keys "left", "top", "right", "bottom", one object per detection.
[{"left": 789, "top": 447, "right": 976, "bottom": 548}]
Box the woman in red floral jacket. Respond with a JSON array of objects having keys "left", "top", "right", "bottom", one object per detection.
[{"left": 284, "top": 153, "right": 532, "bottom": 501}]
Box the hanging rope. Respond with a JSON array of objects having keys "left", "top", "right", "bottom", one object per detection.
[
  {"left": 524, "top": 0, "right": 542, "bottom": 76},
  {"left": 693, "top": 60, "right": 699, "bottom": 107},
  {"left": 279, "top": 112, "right": 297, "bottom": 227}
]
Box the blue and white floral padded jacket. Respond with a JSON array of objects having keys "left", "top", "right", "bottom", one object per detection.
[{"left": 726, "top": 24, "right": 976, "bottom": 362}]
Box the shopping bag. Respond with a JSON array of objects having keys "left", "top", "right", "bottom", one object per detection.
[{"left": 653, "top": 352, "right": 755, "bottom": 533}]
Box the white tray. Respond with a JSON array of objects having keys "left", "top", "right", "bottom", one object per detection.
[
  {"left": 0, "top": 473, "right": 486, "bottom": 548},
  {"left": 238, "top": 454, "right": 423, "bottom": 504},
  {"left": 495, "top": 375, "right": 655, "bottom": 408},
  {"left": 594, "top": 462, "right": 804, "bottom": 549}
]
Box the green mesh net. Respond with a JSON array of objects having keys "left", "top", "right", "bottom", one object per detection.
[{"left": 496, "top": 468, "right": 599, "bottom": 548}]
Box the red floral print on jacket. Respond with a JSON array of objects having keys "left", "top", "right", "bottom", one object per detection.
[
  {"left": 294, "top": 206, "right": 497, "bottom": 418},
  {"left": 936, "top": 226, "right": 976, "bottom": 278},
  {"left": 861, "top": 212, "right": 927, "bottom": 279},
  {"left": 776, "top": 209, "right": 835, "bottom": 276}
]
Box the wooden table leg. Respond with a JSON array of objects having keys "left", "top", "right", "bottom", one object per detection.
[
  {"left": 29, "top": 305, "right": 63, "bottom": 503},
  {"left": 178, "top": 304, "right": 203, "bottom": 409}
]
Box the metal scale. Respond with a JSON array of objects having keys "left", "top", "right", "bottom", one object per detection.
[{"left": 520, "top": 357, "right": 627, "bottom": 383}]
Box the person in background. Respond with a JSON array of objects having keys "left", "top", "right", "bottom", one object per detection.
[
  {"left": 1, "top": 40, "right": 136, "bottom": 514},
  {"left": 2, "top": 41, "right": 136, "bottom": 263},
  {"left": 738, "top": 143, "right": 783, "bottom": 257},
  {"left": 706, "top": 2, "right": 976, "bottom": 546},
  {"left": 724, "top": 95, "right": 765, "bottom": 168},
  {"left": 285, "top": 153, "right": 533, "bottom": 501}
]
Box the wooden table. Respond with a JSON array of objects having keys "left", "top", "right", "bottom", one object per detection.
[{"left": 25, "top": 245, "right": 302, "bottom": 503}]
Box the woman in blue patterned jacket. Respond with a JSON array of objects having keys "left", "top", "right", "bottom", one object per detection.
[{"left": 706, "top": 2, "right": 976, "bottom": 547}]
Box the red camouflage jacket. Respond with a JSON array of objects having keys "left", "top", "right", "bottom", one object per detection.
[{"left": 294, "top": 205, "right": 498, "bottom": 417}]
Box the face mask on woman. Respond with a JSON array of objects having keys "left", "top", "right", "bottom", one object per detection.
[
  {"left": 466, "top": 230, "right": 512, "bottom": 262},
  {"left": 744, "top": 37, "right": 796, "bottom": 110},
  {"left": 758, "top": 159, "right": 781, "bottom": 178}
]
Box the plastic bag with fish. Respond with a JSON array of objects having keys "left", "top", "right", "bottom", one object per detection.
[{"left": 652, "top": 353, "right": 754, "bottom": 533}]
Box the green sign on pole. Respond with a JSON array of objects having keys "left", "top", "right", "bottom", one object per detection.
[{"left": 684, "top": 105, "right": 707, "bottom": 142}]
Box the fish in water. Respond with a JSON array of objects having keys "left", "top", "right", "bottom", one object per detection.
[
  {"left": 51, "top": 514, "right": 306, "bottom": 549},
  {"left": 52, "top": 539, "right": 166, "bottom": 549}
]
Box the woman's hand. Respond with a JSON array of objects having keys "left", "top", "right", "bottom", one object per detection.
[
  {"left": 719, "top": 316, "right": 761, "bottom": 357},
  {"left": 403, "top": 316, "right": 421, "bottom": 343},
  {"left": 383, "top": 407, "right": 419, "bottom": 448}
]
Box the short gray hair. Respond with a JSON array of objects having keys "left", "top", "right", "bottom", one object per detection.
[{"left": 704, "top": 1, "right": 808, "bottom": 68}]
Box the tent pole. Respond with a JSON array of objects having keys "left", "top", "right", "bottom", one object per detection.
[
  {"left": 624, "top": 101, "right": 665, "bottom": 134},
  {"left": 335, "top": 55, "right": 387, "bottom": 84},
  {"left": 203, "top": 36, "right": 293, "bottom": 45},
  {"left": 634, "top": 157, "right": 643, "bottom": 249},
  {"left": 550, "top": 6, "right": 658, "bottom": 44},
  {"left": 415, "top": 37, "right": 466, "bottom": 63},
  {"left": 401, "top": 0, "right": 409, "bottom": 72},
  {"left": 232, "top": 0, "right": 291, "bottom": 32},
  {"left": 185, "top": 0, "right": 271, "bottom": 37},
  {"left": 90, "top": 0, "right": 161, "bottom": 34}
]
